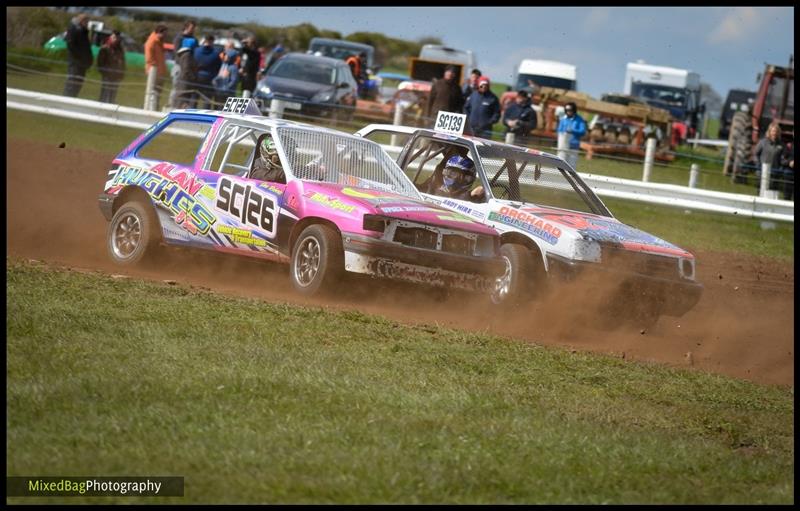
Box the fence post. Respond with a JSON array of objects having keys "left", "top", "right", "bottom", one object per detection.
[
  {"left": 269, "top": 99, "right": 285, "bottom": 119},
  {"left": 505, "top": 132, "right": 516, "bottom": 145},
  {"left": 557, "top": 131, "right": 568, "bottom": 161},
  {"left": 242, "top": 89, "right": 252, "bottom": 99},
  {"left": 689, "top": 163, "right": 699, "bottom": 188},
  {"left": 390, "top": 103, "right": 405, "bottom": 147},
  {"left": 760, "top": 162, "right": 772, "bottom": 198},
  {"left": 143, "top": 66, "right": 157, "bottom": 111},
  {"left": 642, "top": 137, "right": 656, "bottom": 182}
]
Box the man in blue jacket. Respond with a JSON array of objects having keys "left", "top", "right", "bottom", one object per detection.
[
  {"left": 464, "top": 76, "right": 500, "bottom": 139},
  {"left": 556, "top": 101, "right": 586, "bottom": 169},
  {"left": 193, "top": 35, "right": 222, "bottom": 109}
]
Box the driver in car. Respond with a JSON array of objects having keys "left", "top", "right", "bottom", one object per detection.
[
  {"left": 250, "top": 134, "right": 286, "bottom": 183},
  {"left": 436, "top": 155, "right": 485, "bottom": 202}
]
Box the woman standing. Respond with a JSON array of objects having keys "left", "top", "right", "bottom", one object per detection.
[{"left": 97, "top": 31, "right": 126, "bottom": 104}]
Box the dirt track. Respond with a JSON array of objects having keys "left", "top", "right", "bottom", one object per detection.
[{"left": 7, "top": 138, "right": 795, "bottom": 386}]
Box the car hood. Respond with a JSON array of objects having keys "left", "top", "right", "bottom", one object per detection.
[
  {"left": 262, "top": 76, "right": 333, "bottom": 101},
  {"left": 301, "top": 182, "right": 498, "bottom": 236},
  {"left": 493, "top": 202, "right": 693, "bottom": 258}
]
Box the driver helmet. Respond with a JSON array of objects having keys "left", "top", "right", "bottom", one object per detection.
[
  {"left": 259, "top": 136, "right": 281, "bottom": 170},
  {"left": 441, "top": 155, "right": 476, "bottom": 195}
]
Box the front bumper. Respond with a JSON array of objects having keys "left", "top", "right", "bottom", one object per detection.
[
  {"left": 546, "top": 253, "right": 703, "bottom": 317},
  {"left": 342, "top": 232, "right": 505, "bottom": 292}
]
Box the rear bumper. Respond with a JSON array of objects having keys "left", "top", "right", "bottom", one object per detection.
[
  {"left": 342, "top": 232, "right": 505, "bottom": 292},
  {"left": 547, "top": 253, "right": 703, "bottom": 317}
]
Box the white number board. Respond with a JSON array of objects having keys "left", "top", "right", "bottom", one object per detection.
[
  {"left": 434, "top": 111, "right": 466, "bottom": 135},
  {"left": 222, "top": 97, "right": 262, "bottom": 115}
]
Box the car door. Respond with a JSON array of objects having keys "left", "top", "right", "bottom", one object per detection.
[{"left": 194, "top": 120, "right": 286, "bottom": 260}]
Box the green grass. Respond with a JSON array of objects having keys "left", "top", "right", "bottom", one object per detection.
[
  {"left": 6, "top": 108, "right": 794, "bottom": 261},
  {"left": 6, "top": 259, "right": 794, "bottom": 504}
]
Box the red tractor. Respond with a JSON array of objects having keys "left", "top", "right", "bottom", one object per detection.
[{"left": 723, "top": 57, "right": 794, "bottom": 180}]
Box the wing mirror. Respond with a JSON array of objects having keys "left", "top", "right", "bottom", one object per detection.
[{"left": 338, "top": 82, "right": 350, "bottom": 89}]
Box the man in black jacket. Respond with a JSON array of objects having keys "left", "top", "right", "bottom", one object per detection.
[
  {"left": 502, "top": 90, "right": 537, "bottom": 146},
  {"left": 426, "top": 65, "right": 464, "bottom": 127},
  {"left": 239, "top": 37, "right": 261, "bottom": 98},
  {"left": 63, "top": 14, "right": 93, "bottom": 97}
]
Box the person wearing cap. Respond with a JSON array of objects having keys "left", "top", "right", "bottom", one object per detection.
[
  {"left": 96, "top": 30, "right": 125, "bottom": 103},
  {"left": 144, "top": 24, "right": 169, "bottom": 110},
  {"left": 462, "top": 68, "right": 481, "bottom": 103},
  {"left": 426, "top": 65, "right": 465, "bottom": 128},
  {"left": 174, "top": 36, "right": 199, "bottom": 108},
  {"left": 502, "top": 90, "right": 537, "bottom": 145},
  {"left": 464, "top": 76, "right": 501, "bottom": 139},
  {"left": 556, "top": 101, "right": 587, "bottom": 169},
  {"left": 193, "top": 35, "right": 222, "bottom": 109},
  {"left": 212, "top": 46, "right": 240, "bottom": 107}
]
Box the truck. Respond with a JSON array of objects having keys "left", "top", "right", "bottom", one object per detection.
[
  {"left": 623, "top": 61, "right": 702, "bottom": 145},
  {"left": 511, "top": 59, "right": 577, "bottom": 93},
  {"left": 723, "top": 57, "right": 794, "bottom": 181},
  {"left": 419, "top": 44, "right": 476, "bottom": 74}
]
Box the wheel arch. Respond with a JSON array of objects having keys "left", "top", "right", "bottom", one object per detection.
[
  {"left": 499, "top": 232, "right": 548, "bottom": 272},
  {"left": 112, "top": 186, "right": 163, "bottom": 240},
  {"left": 288, "top": 216, "right": 342, "bottom": 254}
]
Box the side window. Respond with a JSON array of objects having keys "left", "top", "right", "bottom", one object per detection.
[
  {"left": 136, "top": 119, "right": 213, "bottom": 166},
  {"left": 208, "top": 124, "right": 263, "bottom": 176}
]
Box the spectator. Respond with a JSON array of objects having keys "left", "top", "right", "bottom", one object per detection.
[
  {"left": 174, "top": 37, "right": 199, "bottom": 109},
  {"left": 169, "top": 20, "right": 197, "bottom": 108},
  {"left": 346, "top": 52, "right": 367, "bottom": 96},
  {"left": 144, "top": 24, "right": 169, "bottom": 110},
  {"left": 96, "top": 30, "right": 125, "bottom": 104},
  {"left": 780, "top": 140, "right": 794, "bottom": 201},
  {"left": 755, "top": 123, "right": 793, "bottom": 198},
  {"left": 213, "top": 48, "right": 240, "bottom": 106},
  {"left": 256, "top": 46, "right": 268, "bottom": 80},
  {"left": 464, "top": 76, "right": 500, "bottom": 139},
  {"left": 263, "top": 43, "right": 285, "bottom": 74},
  {"left": 193, "top": 35, "right": 221, "bottom": 109},
  {"left": 426, "top": 65, "right": 464, "bottom": 127},
  {"left": 62, "top": 13, "right": 93, "bottom": 98},
  {"left": 239, "top": 36, "right": 260, "bottom": 98},
  {"left": 502, "top": 90, "right": 537, "bottom": 145},
  {"left": 462, "top": 68, "right": 481, "bottom": 103},
  {"left": 556, "top": 101, "right": 587, "bottom": 169}
]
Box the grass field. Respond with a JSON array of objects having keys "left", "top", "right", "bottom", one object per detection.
[
  {"left": 6, "top": 259, "right": 794, "bottom": 504},
  {"left": 7, "top": 108, "right": 794, "bottom": 261}
]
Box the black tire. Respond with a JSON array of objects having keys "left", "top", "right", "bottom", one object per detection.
[
  {"left": 290, "top": 224, "right": 344, "bottom": 296},
  {"left": 724, "top": 111, "right": 752, "bottom": 179},
  {"left": 106, "top": 200, "right": 161, "bottom": 266},
  {"left": 491, "top": 243, "right": 537, "bottom": 306}
]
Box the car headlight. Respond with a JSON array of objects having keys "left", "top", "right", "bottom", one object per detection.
[
  {"left": 258, "top": 85, "right": 272, "bottom": 96},
  {"left": 573, "top": 237, "right": 601, "bottom": 262},
  {"left": 312, "top": 91, "right": 333, "bottom": 103}
]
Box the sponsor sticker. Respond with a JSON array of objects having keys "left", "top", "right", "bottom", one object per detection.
[{"left": 489, "top": 206, "right": 562, "bottom": 245}]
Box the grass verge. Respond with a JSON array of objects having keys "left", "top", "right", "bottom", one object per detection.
[{"left": 6, "top": 259, "right": 795, "bottom": 504}]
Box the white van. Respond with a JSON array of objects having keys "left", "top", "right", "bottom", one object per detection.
[{"left": 512, "top": 59, "right": 577, "bottom": 92}]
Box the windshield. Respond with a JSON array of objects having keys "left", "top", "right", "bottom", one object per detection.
[
  {"left": 310, "top": 43, "right": 373, "bottom": 66},
  {"left": 269, "top": 59, "right": 336, "bottom": 86},
  {"left": 276, "top": 127, "right": 421, "bottom": 198},
  {"left": 516, "top": 73, "right": 576, "bottom": 92},
  {"left": 630, "top": 83, "right": 687, "bottom": 108},
  {"left": 476, "top": 145, "right": 609, "bottom": 217}
]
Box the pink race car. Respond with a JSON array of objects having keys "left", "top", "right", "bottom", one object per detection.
[{"left": 98, "top": 98, "right": 503, "bottom": 296}]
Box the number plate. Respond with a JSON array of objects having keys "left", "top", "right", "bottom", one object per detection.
[
  {"left": 434, "top": 111, "right": 466, "bottom": 135},
  {"left": 283, "top": 101, "right": 302, "bottom": 110}
]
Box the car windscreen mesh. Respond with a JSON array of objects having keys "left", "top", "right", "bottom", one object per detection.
[
  {"left": 277, "top": 127, "right": 422, "bottom": 198},
  {"left": 479, "top": 152, "right": 603, "bottom": 215}
]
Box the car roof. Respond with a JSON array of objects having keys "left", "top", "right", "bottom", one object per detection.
[
  {"left": 359, "top": 124, "right": 567, "bottom": 167},
  {"left": 170, "top": 109, "right": 370, "bottom": 141},
  {"left": 279, "top": 52, "right": 346, "bottom": 66}
]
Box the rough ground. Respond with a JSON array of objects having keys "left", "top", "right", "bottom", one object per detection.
[{"left": 7, "top": 139, "right": 794, "bottom": 386}]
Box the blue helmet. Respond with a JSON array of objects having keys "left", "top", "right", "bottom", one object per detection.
[{"left": 441, "top": 155, "right": 476, "bottom": 195}]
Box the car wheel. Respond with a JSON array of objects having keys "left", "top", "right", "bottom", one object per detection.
[
  {"left": 107, "top": 200, "right": 161, "bottom": 266},
  {"left": 491, "top": 243, "right": 535, "bottom": 305},
  {"left": 290, "top": 224, "right": 344, "bottom": 295}
]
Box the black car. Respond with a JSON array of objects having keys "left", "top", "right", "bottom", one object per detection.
[{"left": 254, "top": 53, "right": 358, "bottom": 120}]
